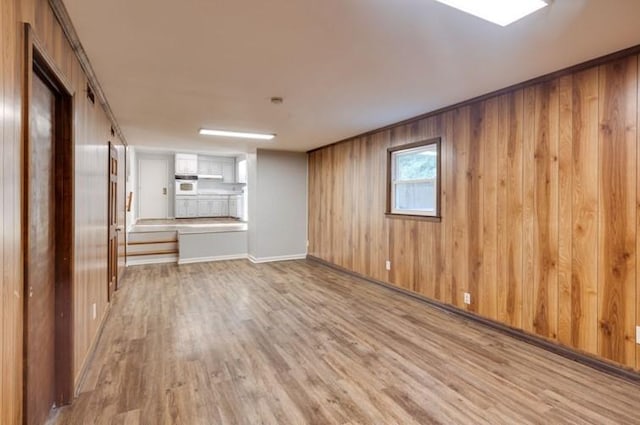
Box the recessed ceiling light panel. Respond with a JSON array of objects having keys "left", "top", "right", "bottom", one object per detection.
[
  {"left": 434, "top": 0, "right": 548, "bottom": 26},
  {"left": 199, "top": 129, "right": 275, "bottom": 140}
]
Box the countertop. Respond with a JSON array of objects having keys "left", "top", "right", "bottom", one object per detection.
[{"left": 197, "top": 190, "right": 243, "bottom": 196}]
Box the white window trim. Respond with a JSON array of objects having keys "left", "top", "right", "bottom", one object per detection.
[{"left": 390, "top": 146, "right": 439, "bottom": 217}]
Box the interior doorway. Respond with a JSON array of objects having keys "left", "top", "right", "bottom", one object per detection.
[
  {"left": 23, "top": 27, "right": 74, "bottom": 425},
  {"left": 138, "top": 158, "right": 168, "bottom": 218}
]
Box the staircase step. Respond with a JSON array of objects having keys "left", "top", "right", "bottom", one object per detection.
[
  {"left": 127, "top": 242, "right": 177, "bottom": 255},
  {"left": 128, "top": 239, "right": 176, "bottom": 246},
  {"left": 128, "top": 249, "right": 178, "bottom": 257},
  {"left": 128, "top": 230, "right": 178, "bottom": 244},
  {"left": 126, "top": 252, "right": 178, "bottom": 266}
]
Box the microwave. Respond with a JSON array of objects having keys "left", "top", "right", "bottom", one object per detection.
[{"left": 175, "top": 175, "right": 198, "bottom": 195}]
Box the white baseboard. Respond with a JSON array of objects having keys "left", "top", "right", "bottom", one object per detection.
[
  {"left": 178, "top": 254, "right": 248, "bottom": 265},
  {"left": 126, "top": 257, "right": 178, "bottom": 266},
  {"left": 248, "top": 253, "right": 307, "bottom": 264}
]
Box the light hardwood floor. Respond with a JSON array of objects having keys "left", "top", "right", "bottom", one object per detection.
[{"left": 52, "top": 260, "right": 640, "bottom": 424}]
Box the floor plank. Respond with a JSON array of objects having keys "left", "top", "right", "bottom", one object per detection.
[{"left": 53, "top": 260, "right": 640, "bottom": 425}]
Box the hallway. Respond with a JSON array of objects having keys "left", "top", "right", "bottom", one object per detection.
[{"left": 52, "top": 260, "right": 640, "bottom": 425}]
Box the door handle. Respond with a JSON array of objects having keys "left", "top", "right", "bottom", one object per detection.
[{"left": 162, "top": 187, "right": 167, "bottom": 195}]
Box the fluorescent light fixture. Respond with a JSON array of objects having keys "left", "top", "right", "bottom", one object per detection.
[
  {"left": 199, "top": 128, "right": 275, "bottom": 140},
  {"left": 434, "top": 0, "right": 548, "bottom": 26}
]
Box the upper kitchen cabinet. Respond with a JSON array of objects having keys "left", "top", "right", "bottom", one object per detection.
[
  {"left": 175, "top": 153, "right": 198, "bottom": 175},
  {"left": 222, "top": 162, "right": 234, "bottom": 183},
  {"left": 198, "top": 155, "right": 236, "bottom": 182},
  {"left": 198, "top": 156, "right": 223, "bottom": 177}
]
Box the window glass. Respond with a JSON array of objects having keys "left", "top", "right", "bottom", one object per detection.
[{"left": 389, "top": 139, "right": 440, "bottom": 217}]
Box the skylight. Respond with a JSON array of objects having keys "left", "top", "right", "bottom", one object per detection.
[{"left": 434, "top": 0, "right": 548, "bottom": 26}]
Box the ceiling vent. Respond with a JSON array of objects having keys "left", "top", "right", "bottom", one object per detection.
[{"left": 86, "top": 83, "right": 95, "bottom": 105}]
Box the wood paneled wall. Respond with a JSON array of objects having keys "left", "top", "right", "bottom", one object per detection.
[
  {"left": 308, "top": 54, "right": 640, "bottom": 371},
  {"left": 1, "top": 1, "right": 125, "bottom": 423}
]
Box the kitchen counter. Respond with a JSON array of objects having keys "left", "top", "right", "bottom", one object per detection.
[{"left": 197, "top": 190, "right": 243, "bottom": 195}]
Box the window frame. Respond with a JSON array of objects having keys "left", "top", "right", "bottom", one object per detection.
[{"left": 386, "top": 137, "right": 442, "bottom": 221}]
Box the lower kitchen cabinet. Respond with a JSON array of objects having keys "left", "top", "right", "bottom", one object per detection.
[
  {"left": 197, "top": 199, "right": 213, "bottom": 217},
  {"left": 196, "top": 196, "right": 229, "bottom": 217},
  {"left": 177, "top": 194, "right": 243, "bottom": 218},
  {"left": 176, "top": 197, "right": 198, "bottom": 218},
  {"left": 229, "top": 198, "right": 238, "bottom": 217},
  {"left": 212, "top": 199, "right": 228, "bottom": 216}
]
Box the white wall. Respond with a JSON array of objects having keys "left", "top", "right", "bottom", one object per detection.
[
  {"left": 178, "top": 231, "right": 248, "bottom": 264},
  {"left": 247, "top": 152, "right": 257, "bottom": 257},
  {"left": 248, "top": 149, "right": 307, "bottom": 261}
]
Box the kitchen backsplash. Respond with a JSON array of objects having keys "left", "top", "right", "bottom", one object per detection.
[{"left": 197, "top": 179, "right": 244, "bottom": 193}]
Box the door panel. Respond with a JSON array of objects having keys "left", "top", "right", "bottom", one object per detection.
[
  {"left": 108, "top": 143, "right": 118, "bottom": 300},
  {"left": 25, "top": 72, "right": 56, "bottom": 425},
  {"left": 139, "top": 159, "right": 168, "bottom": 218},
  {"left": 116, "top": 145, "right": 126, "bottom": 285}
]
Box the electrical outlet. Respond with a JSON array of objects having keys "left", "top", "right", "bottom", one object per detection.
[
  {"left": 385, "top": 260, "right": 391, "bottom": 271},
  {"left": 464, "top": 292, "right": 471, "bottom": 305},
  {"left": 636, "top": 326, "right": 640, "bottom": 344},
  {"left": 306, "top": 239, "right": 309, "bottom": 248},
  {"left": 92, "top": 303, "right": 97, "bottom": 320}
]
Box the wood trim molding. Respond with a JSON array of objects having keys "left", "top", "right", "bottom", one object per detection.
[
  {"left": 27, "top": 26, "right": 74, "bottom": 96},
  {"left": 386, "top": 137, "right": 442, "bottom": 219},
  {"left": 384, "top": 213, "right": 442, "bottom": 222},
  {"left": 308, "top": 43, "right": 640, "bottom": 154},
  {"left": 306, "top": 255, "right": 640, "bottom": 385},
  {"left": 23, "top": 23, "right": 76, "bottom": 406},
  {"left": 47, "top": 0, "right": 128, "bottom": 146}
]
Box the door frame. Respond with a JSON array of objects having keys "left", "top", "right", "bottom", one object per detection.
[
  {"left": 107, "top": 142, "right": 118, "bottom": 301},
  {"left": 22, "top": 24, "right": 75, "bottom": 407}
]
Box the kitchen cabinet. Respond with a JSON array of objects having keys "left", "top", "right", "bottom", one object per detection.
[
  {"left": 229, "top": 197, "right": 239, "bottom": 218},
  {"left": 212, "top": 199, "right": 228, "bottom": 216},
  {"left": 197, "top": 196, "right": 229, "bottom": 217},
  {"left": 197, "top": 155, "right": 237, "bottom": 182},
  {"left": 198, "top": 157, "right": 223, "bottom": 177},
  {"left": 222, "top": 162, "right": 234, "bottom": 183},
  {"left": 175, "top": 153, "right": 198, "bottom": 175},
  {"left": 197, "top": 199, "right": 212, "bottom": 217},
  {"left": 176, "top": 197, "right": 198, "bottom": 218}
]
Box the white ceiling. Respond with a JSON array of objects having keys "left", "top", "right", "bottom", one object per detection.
[{"left": 62, "top": 0, "right": 640, "bottom": 153}]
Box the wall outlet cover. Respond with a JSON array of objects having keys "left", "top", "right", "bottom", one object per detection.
[
  {"left": 385, "top": 260, "right": 391, "bottom": 271},
  {"left": 92, "top": 303, "right": 97, "bottom": 320},
  {"left": 463, "top": 292, "right": 471, "bottom": 305},
  {"left": 637, "top": 326, "right": 640, "bottom": 344}
]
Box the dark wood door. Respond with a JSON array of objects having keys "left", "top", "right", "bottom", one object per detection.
[
  {"left": 108, "top": 142, "right": 118, "bottom": 300},
  {"left": 25, "top": 71, "right": 56, "bottom": 425}
]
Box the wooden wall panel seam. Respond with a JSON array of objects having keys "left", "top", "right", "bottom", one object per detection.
[
  {"left": 0, "top": 0, "right": 6, "bottom": 417},
  {"left": 637, "top": 53, "right": 640, "bottom": 370},
  {"left": 597, "top": 56, "right": 637, "bottom": 368}
]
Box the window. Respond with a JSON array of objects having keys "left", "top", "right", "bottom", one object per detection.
[{"left": 387, "top": 138, "right": 441, "bottom": 218}]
